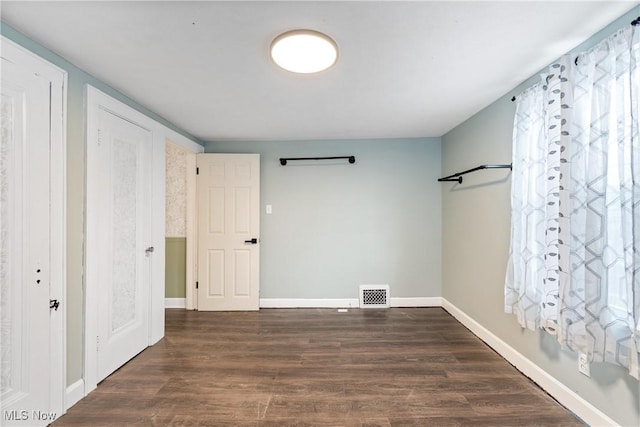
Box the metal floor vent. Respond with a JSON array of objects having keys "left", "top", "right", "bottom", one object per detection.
[{"left": 359, "top": 284, "right": 390, "bottom": 308}]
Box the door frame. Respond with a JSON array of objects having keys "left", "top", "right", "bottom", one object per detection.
[
  {"left": 164, "top": 133, "right": 202, "bottom": 310},
  {"left": 0, "top": 37, "right": 67, "bottom": 417},
  {"left": 84, "top": 86, "right": 166, "bottom": 393}
]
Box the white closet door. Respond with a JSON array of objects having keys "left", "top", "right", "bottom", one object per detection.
[
  {"left": 0, "top": 42, "right": 63, "bottom": 425},
  {"left": 94, "top": 108, "right": 152, "bottom": 382}
]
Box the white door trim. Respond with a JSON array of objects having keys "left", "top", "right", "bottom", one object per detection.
[
  {"left": 85, "top": 86, "right": 166, "bottom": 393},
  {"left": 164, "top": 130, "right": 202, "bottom": 310},
  {"left": 186, "top": 151, "right": 198, "bottom": 310},
  {"left": 47, "top": 45, "right": 67, "bottom": 421},
  {"left": 0, "top": 36, "right": 67, "bottom": 419}
]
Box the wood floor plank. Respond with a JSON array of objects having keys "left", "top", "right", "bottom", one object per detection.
[{"left": 52, "top": 308, "right": 584, "bottom": 426}]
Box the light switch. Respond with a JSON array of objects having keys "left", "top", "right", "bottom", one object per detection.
[{"left": 266, "top": 204, "right": 272, "bottom": 214}]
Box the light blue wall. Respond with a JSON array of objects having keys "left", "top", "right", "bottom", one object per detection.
[
  {"left": 207, "top": 138, "right": 442, "bottom": 301},
  {"left": 441, "top": 7, "right": 640, "bottom": 426},
  {"left": 1, "top": 22, "right": 202, "bottom": 385}
]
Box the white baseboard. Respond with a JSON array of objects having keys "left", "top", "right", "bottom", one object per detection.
[
  {"left": 259, "top": 297, "right": 441, "bottom": 309},
  {"left": 65, "top": 379, "right": 84, "bottom": 410},
  {"left": 441, "top": 298, "right": 619, "bottom": 427},
  {"left": 260, "top": 298, "right": 360, "bottom": 308},
  {"left": 391, "top": 297, "right": 442, "bottom": 307},
  {"left": 165, "top": 298, "right": 186, "bottom": 308}
]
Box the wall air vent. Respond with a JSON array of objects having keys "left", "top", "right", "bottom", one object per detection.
[{"left": 359, "top": 284, "right": 390, "bottom": 308}]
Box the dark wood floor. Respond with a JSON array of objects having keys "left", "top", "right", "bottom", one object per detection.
[{"left": 53, "top": 308, "right": 584, "bottom": 426}]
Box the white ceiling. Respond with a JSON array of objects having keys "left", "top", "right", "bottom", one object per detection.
[{"left": 2, "top": 1, "right": 638, "bottom": 142}]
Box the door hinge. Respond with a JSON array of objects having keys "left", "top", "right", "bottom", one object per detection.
[
  {"left": 96, "top": 335, "right": 100, "bottom": 352},
  {"left": 97, "top": 128, "right": 103, "bottom": 145},
  {"left": 196, "top": 167, "right": 199, "bottom": 175},
  {"left": 196, "top": 281, "right": 199, "bottom": 289}
]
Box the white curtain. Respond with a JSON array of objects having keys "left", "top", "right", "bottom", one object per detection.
[{"left": 506, "top": 25, "right": 640, "bottom": 379}]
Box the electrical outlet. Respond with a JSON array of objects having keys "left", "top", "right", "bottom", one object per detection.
[{"left": 578, "top": 353, "right": 590, "bottom": 377}]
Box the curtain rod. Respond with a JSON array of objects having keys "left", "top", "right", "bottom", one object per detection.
[
  {"left": 279, "top": 156, "right": 355, "bottom": 166},
  {"left": 438, "top": 163, "right": 512, "bottom": 184},
  {"left": 512, "top": 16, "right": 640, "bottom": 102}
]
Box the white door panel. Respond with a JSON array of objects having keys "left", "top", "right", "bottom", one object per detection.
[
  {"left": 0, "top": 40, "right": 64, "bottom": 426},
  {"left": 94, "top": 109, "right": 152, "bottom": 382},
  {"left": 197, "top": 154, "right": 260, "bottom": 311}
]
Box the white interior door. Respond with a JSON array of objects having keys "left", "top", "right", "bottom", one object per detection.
[
  {"left": 0, "top": 39, "right": 65, "bottom": 426},
  {"left": 197, "top": 154, "right": 260, "bottom": 311},
  {"left": 92, "top": 108, "right": 152, "bottom": 382}
]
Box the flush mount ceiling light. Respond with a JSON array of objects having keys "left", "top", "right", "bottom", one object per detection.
[{"left": 270, "top": 30, "right": 338, "bottom": 74}]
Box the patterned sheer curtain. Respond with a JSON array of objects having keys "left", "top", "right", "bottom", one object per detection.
[{"left": 506, "top": 25, "right": 640, "bottom": 379}]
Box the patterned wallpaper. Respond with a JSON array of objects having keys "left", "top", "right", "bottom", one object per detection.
[
  {"left": 112, "top": 138, "right": 138, "bottom": 329},
  {"left": 165, "top": 142, "right": 188, "bottom": 237}
]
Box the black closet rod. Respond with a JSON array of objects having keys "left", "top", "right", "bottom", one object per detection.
[
  {"left": 280, "top": 156, "right": 355, "bottom": 166},
  {"left": 438, "top": 163, "right": 512, "bottom": 184}
]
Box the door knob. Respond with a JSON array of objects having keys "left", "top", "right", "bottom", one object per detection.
[
  {"left": 244, "top": 238, "right": 258, "bottom": 244},
  {"left": 145, "top": 246, "right": 155, "bottom": 254}
]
